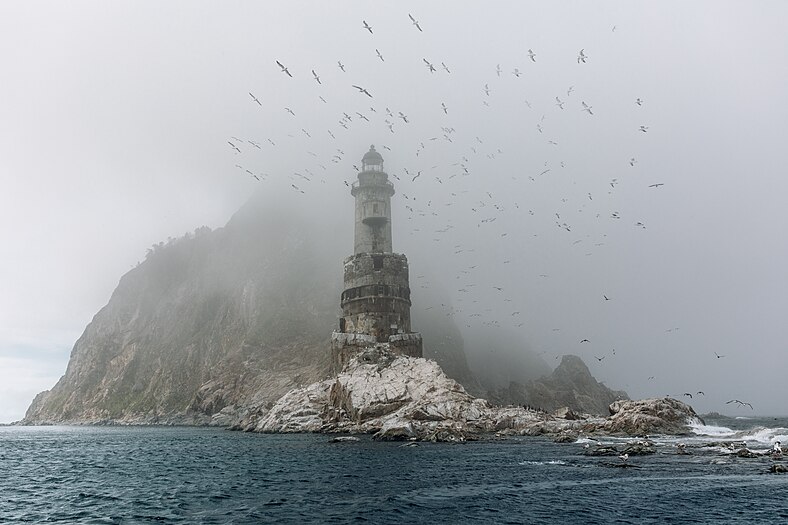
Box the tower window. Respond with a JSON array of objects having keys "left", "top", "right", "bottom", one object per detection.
[
  {"left": 372, "top": 255, "right": 383, "bottom": 269},
  {"left": 372, "top": 203, "right": 379, "bottom": 215}
]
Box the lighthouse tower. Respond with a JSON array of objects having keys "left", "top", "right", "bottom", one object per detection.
[{"left": 330, "top": 146, "right": 423, "bottom": 373}]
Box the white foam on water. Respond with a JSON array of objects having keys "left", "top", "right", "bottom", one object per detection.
[
  {"left": 518, "top": 460, "right": 568, "bottom": 466},
  {"left": 689, "top": 422, "right": 736, "bottom": 438},
  {"left": 736, "top": 426, "right": 788, "bottom": 446}
]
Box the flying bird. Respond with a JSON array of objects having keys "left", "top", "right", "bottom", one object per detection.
[
  {"left": 285, "top": 107, "right": 295, "bottom": 116},
  {"left": 580, "top": 339, "right": 590, "bottom": 343},
  {"left": 636, "top": 98, "right": 644, "bottom": 106},
  {"left": 227, "top": 141, "right": 241, "bottom": 153},
  {"left": 726, "top": 399, "right": 753, "bottom": 410},
  {"left": 683, "top": 393, "right": 693, "bottom": 399},
  {"left": 441, "top": 102, "right": 448, "bottom": 114},
  {"left": 496, "top": 64, "right": 502, "bottom": 76},
  {"left": 376, "top": 49, "right": 384, "bottom": 61},
  {"left": 275, "top": 60, "right": 292, "bottom": 77},
  {"left": 249, "top": 92, "right": 262, "bottom": 106},
  {"left": 555, "top": 97, "right": 565, "bottom": 109},
  {"left": 595, "top": 356, "right": 605, "bottom": 362},
  {"left": 577, "top": 49, "right": 587, "bottom": 63},
  {"left": 441, "top": 62, "right": 451, "bottom": 73},
  {"left": 408, "top": 13, "right": 422, "bottom": 31},
  {"left": 639, "top": 125, "right": 649, "bottom": 132},
  {"left": 527, "top": 49, "right": 536, "bottom": 62},
  {"left": 352, "top": 85, "right": 373, "bottom": 98},
  {"left": 581, "top": 101, "right": 593, "bottom": 115},
  {"left": 423, "top": 58, "right": 436, "bottom": 72},
  {"left": 337, "top": 61, "right": 346, "bottom": 72},
  {"left": 714, "top": 352, "right": 725, "bottom": 359},
  {"left": 398, "top": 111, "right": 409, "bottom": 123},
  {"left": 648, "top": 183, "right": 664, "bottom": 188},
  {"left": 311, "top": 70, "right": 321, "bottom": 84},
  {"left": 630, "top": 158, "right": 637, "bottom": 167},
  {"left": 363, "top": 20, "right": 373, "bottom": 34},
  {"left": 512, "top": 68, "right": 521, "bottom": 77}
]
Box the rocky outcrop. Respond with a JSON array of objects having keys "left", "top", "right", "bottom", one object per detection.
[
  {"left": 599, "top": 398, "right": 705, "bottom": 435},
  {"left": 20, "top": 191, "right": 477, "bottom": 425},
  {"left": 237, "top": 346, "right": 700, "bottom": 441},
  {"left": 492, "top": 355, "right": 629, "bottom": 415}
]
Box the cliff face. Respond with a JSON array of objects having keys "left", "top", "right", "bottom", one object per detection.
[
  {"left": 491, "top": 355, "right": 629, "bottom": 415},
  {"left": 22, "top": 191, "right": 476, "bottom": 425}
]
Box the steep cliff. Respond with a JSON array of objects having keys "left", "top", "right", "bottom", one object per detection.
[
  {"left": 22, "top": 191, "right": 477, "bottom": 425},
  {"left": 491, "top": 355, "right": 629, "bottom": 415}
]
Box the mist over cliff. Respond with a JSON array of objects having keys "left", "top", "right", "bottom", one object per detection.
[{"left": 23, "top": 191, "right": 487, "bottom": 424}]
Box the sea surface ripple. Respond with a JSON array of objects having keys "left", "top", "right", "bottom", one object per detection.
[{"left": 1, "top": 419, "right": 787, "bottom": 524}]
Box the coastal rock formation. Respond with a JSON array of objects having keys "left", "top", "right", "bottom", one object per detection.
[
  {"left": 21, "top": 192, "right": 476, "bottom": 425},
  {"left": 238, "top": 346, "right": 700, "bottom": 441},
  {"left": 599, "top": 398, "right": 705, "bottom": 435},
  {"left": 492, "top": 355, "right": 629, "bottom": 415}
]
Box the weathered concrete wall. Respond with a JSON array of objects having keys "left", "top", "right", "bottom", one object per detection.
[
  {"left": 338, "top": 253, "right": 413, "bottom": 341},
  {"left": 330, "top": 333, "right": 423, "bottom": 374}
]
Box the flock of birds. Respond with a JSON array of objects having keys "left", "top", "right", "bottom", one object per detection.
[{"left": 226, "top": 13, "right": 750, "bottom": 412}]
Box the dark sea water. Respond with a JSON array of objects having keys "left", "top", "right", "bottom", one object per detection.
[{"left": 1, "top": 418, "right": 787, "bottom": 524}]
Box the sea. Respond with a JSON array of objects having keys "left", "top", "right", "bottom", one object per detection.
[{"left": 1, "top": 416, "right": 786, "bottom": 524}]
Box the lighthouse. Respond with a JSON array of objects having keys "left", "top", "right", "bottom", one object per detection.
[{"left": 330, "top": 146, "right": 423, "bottom": 373}]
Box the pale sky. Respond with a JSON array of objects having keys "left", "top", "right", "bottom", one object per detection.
[{"left": 2, "top": 1, "right": 787, "bottom": 423}]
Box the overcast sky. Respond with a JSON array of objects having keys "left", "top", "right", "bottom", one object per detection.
[{"left": 2, "top": 1, "right": 787, "bottom": 423}]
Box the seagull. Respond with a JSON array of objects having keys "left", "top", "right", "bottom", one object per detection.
[
  {"left": 408, "top": 13, "right": 422, "bottom": 31},
  {"left": 636, "top": 98, "right": 644, "bottom": 106},
  {"left": 639, "top": 125, "right": 649, "bottom": 132},
  {"left": 496, "top": 64, "right": 502, "bottom": 76},
  {"left": 603, "top": 295, "right": 610, "bottom": 301},
  {"left": 697, "top": 391, "right": 705, "bottom": 396},
  {"left": 683, "top": 393, "right": 693, "bottom": 399},
  {"left": 441, "top": 62, "right": 451, "bottom": 73},
  {"left": 512, "top": 68, "right": 521, "bottom": 77},
  {"left": 581, "top": 101, "right": 593, "bottom": 115},
  {"left": 595, "top": 356, "right": 605, "bottom": 362},
  {"left": 441, "top": 102, "right": 448, "bottom": 114},
  {"left": 423, "top": 58, "right": 436, "bottom": 72},
  {"left": 376, "top": 49, "right": 384, "bottom": 61},
  {"left": 412, "top": 171, "right": 421, "bottom": 182},
  {"left": 714, "top": 352, "right": 725, "bottom": 359},
  {"left": 630, "top": 158, "right": 637, "bottom": 166},
  {"left": 227, "top": 141, "right": 241, "bottom": 153},
  {"left": 249, "top": 92, "right": 262, "bottom": 106},
  {"left": 363, "top": 20, "right": 373, "bottom": 34},
  {"left": 580, "top": 339, "right": 590, "bottom": 343},
  {"left": 726, "top": 399, "right": 754, "bottom": 410},
  {"left": 774, "top": 441, "right": 782, "bottom": 454},
  {"left": 309, "top": 70, "right": 321, "bottom": 85},
  {"left": 648, "top": 183, "right": 664, "bottom": 188},
  {"left": 275, "top": 60, "right": 292, "bottom": 77},
  {"left": 555, "top": 97, "right": 565, "bottom": 109},
  {"left": 352, "top": 85, "right": 373, "bottom": 98},
  {"left": 567, "top": 86, "right": 574, "bottom": 96},
  {"left": 484, "top": 84, "right": 490, "bottom": 96},
  {"left": 398, "top": 111, "right": 409, "bottom": 123},
  {"left": 577, "top": 49, "right": 588, "bottom": 63},
  {"left": 527, "top": 49, "right": 536, "bottom": 62},
  {"left": 618, "top": 453, "right": 629, "bottom": 464},
  {"left": 285, "top": 107, "right": 295, "bottom": 116},
  {"left": 337, "top": 61, "right": 346, "bottom": 72}
]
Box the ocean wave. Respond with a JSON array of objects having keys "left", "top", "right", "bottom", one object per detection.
[
  {"left": 518, "top": 460, "right": 568, "bottom": 466},
  {"left": 689, "top": 422, "right": 735, "bottom": 438}
]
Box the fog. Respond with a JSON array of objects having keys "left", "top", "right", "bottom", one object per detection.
[{"left": 2, "top": 1, "right": 787, "bottom": 422}]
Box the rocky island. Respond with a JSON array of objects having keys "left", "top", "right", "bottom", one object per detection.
[{"left": 20, "top": 147, "right": 703, "bottom": 440}]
